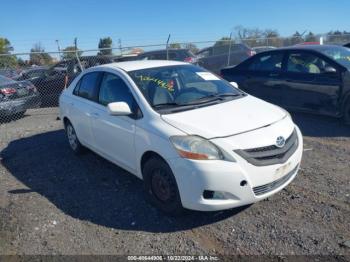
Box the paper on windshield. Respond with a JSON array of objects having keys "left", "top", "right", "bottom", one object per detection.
[{"left": 196, "top": 72, "right": 220, "bottom": 81}]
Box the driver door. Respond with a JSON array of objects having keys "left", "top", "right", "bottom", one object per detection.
[
  {"left": 283, "top": 51, "right": 342, "bottom": 116},
  {"left": 90, "top": 72, "right": 138, "bottom": 173}
]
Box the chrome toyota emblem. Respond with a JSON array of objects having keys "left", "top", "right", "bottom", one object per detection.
[{"left": 276, "top": 136, "right": 286, "bottom": 148}]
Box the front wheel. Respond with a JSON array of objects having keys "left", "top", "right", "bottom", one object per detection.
[{"left": 142, "top": 156, "right": 184, "bottom": 216}]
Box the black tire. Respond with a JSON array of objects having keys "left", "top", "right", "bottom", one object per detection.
[
  {"left": 64, "top": 120, "right": 85, "bottom": 154},
  {"left": 344, "top": 101, "right": 350, "bottom": 125},
  {"left": 142, "top": 156, "right": 184, "bottom": 216}
]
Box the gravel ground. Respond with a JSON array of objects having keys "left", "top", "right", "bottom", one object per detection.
[{"left": 0, "top": 108, "right": 349, "bottom": 257}]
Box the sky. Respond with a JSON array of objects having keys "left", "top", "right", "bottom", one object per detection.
[{"left": 1, "top": 0, "right": 349, "bottom": 54}]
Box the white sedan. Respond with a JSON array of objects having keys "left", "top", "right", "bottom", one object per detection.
[{"left": 59, "top": 60, "right": 303, "bottom": 215}]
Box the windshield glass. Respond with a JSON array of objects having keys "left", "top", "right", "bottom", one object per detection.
[
  {"left": 128, "top": 65, "right": 242, "bottom": 111},
  {"left": 319, "top": 46, "right": 350, "bottom": 69},
  {"left": 0, "top": 75, "right": 17, "bottom": 85}
]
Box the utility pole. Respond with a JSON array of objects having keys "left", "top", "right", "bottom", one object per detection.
[
  {"left": 227, "top": 32, "right": 233, "bottom": 66},
  {"left": 55, "top": 40, "right": 61, "bottom": 60},
  {"left": 118, "top": 38, "right": 122, "bottom": 55},
  {"left": 74, "top": 37, "right": 78, "bottom": 50},
  {"left": 166, "top": 34, "right": 171, "bottom": 60}
]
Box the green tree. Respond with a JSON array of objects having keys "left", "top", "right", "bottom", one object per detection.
[
  {"left": 305, "top": 32, "right": 318, "bottom": 42},
  {"left": 169, "top": 42, "right": 181, "bottom": 49},
  {"left": 263, "top": 29, "right": 283, "bottom": 47},
  {"left": 214, "top": 37, "right": 234, "bottom": 47},
  {"left": 62, "top": 46, "right": 82, "bottom": 60},
  {"left": 0, "top": 37, "right": 17, "bottom": 68},
  {"left": 0, "top": 38, "right": 13, "bottom": 54},
  {"left": 98, "top": 37, "right": 113, "bottom": 55},
  {"left": 17, "top": 57, "right": 26, "bottom": 67},
  {"left": 182, "top": 43, "right": 199, "bottom": 54},
  {"left": 29, "top": 43, "right": 53, "bottom": 65}
]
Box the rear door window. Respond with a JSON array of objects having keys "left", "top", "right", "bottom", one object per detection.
[
  {"left": 75, "top": 72, "right": 102, "bottom": 100},
  {"left": 248, "top": 52, "right": 284, "bottom": 72}
]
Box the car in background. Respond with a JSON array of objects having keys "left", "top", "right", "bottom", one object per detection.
[
  {"left": 252, "top": 46, "right": 277, "bottom": 53},
  {"left": 196, "top": 43, "right": 256, "bottom": 74},
  {"left": 221, "top": 45, "right": 350, "bottom": 124},
  {"left": 0, "top": 75, "right": 40, "bottom": 120},
  {"left": 113, "top": 54, "right": 139, "bottom": 62},
  {"left": 137, "top": 49, "right": 197, "bottom": 63},
  {"left": 59, "top": 60, "right": 303, "bottom": 214},
  {"left": 14, "top": 66, "right": 49, "bottom": 81},
  {"left": 0, "top": 69, "right": 22, "bottom": 79},
  {"left": 29, "top": 56, "right": 113, "bottom": 106}
]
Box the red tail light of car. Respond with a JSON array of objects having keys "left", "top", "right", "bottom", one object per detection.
[
  {"left": 0, "top": 87, "right": 17, "bottom": 95},
  {"left": 184, "top": 57, "right": 197, "bottom": 63}
]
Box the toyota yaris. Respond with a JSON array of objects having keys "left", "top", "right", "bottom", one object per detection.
[{"left": 59, "top": 60, "right": 303, "bottom": 215}]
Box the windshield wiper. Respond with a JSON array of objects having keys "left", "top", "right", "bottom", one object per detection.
[
  {"left": 153, "top": 102, "right": 182, "bottom": 108},
  {"left": 185, "top": 93, "right": 241, "bottom": 105}
]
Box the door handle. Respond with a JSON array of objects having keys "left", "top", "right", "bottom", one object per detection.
[{"left": 269, "top": 73, "right": 280, "bottom": 77}]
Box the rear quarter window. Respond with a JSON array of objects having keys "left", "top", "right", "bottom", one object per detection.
[{"left": 74, "top": 72, "right": 101, "bottom": 100}]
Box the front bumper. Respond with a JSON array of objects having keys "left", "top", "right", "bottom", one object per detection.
[
  {"left": 0, "top": 94, "right": 41, "bottom": 117},
  {"left": 167, "top": 126, "right": 303, "bottom": 211}
]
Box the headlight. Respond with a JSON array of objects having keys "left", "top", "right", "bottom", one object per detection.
[{"left": 170, "top": 135, "right": 224, "bottom": 160}]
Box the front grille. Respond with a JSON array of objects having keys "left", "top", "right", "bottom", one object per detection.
[
  {"left": 234, "top": 129, "right": 298, "bottom": 166},
  {"left": 253, "top": 165, "right": 299, "bottom": 196}
]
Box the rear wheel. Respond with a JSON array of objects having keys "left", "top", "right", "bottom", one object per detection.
[
  {"left": 142, "top": 156, "right": 184, "bottom": 216},
  {"left": 65, "top": 121, "right": 85, "bottom": 154},
  {"left": 344, "top": 101, "right": 350, "bottom": 125}
]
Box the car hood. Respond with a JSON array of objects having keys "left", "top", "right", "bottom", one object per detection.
[{"left": 161, "top": 95, "right": 287, "bottom": 139}]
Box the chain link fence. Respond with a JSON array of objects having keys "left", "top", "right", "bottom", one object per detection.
[{"left": 0, "top": 35, "right": 349, "bottom": 125}]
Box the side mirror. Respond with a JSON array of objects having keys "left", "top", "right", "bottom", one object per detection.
[
  {"left": 324, "top": 66, "right": 337, "bottom": 73},
  {"left": 230, "top": 81, "right": 239, "bottom": 88},
  {"left": 107, "top": 102, "right": 132, "bottom": 116}
]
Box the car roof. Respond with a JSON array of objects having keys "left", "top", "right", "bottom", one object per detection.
[
  {"left": 272, "top": 44, "right": 344, "bottom": 52},
  {"left": 100, "top": 60, "right": 188, "bottom": 72},
  {"left": 140, "top": 49, "right": 189, "bottom": 54}
]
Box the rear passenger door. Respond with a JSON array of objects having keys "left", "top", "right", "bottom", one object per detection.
[
  {"left": 242, "top": 51, "right": 285, "bottom": 106},
  {"left": 283, "top": 51, "right": 342, "bottom": 116},
  {"left": 70, "top": 71, "right": 103, "bottom": 147}
]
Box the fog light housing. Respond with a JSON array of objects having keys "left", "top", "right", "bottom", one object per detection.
[{"left": 203, "top": 190, "right": 237, "bottom": 200}]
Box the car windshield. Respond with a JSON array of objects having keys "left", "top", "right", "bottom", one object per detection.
[
  {"left": 128, "top": 65, "right": 242, "bottom": 112},
  {"left": 0, "top": 75, "right": 17, "bottom": 85},
  {"left": 319, "top": 46, "right": 350, "bottom": 69}
]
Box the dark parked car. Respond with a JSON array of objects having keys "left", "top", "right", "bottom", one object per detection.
[
  {"left": 0, "top": 69, "right": 22, "bottom": 79},
  {"left": 0, "top": 75, "right": 40, "bottom": 120},
  {"left": 221, "top": 45, "right": 350, "bottom": 123},
  {"left": 137, "top": 49, "right": 197, "bottom": 63},
  {"left": 28, "top": 56, "right": 113, "bottom": 106},
  {"left": 113, "top": 54, "right": 139, "bottom": 62},
  {"left": 14, "top": 66, "right": 49, "bottom": 81},
  {"left": 196, "top": 43, "right": 256, "bottom": 74}
]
